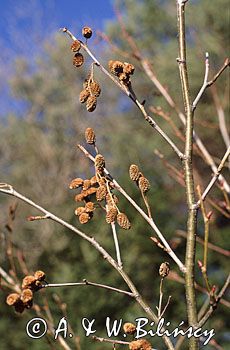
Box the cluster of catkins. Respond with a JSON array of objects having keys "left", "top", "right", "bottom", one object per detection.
[
  {"left": 69, "top": 128, "right": 131, "bottom": 229},
  {"left": 6, "top": 270, "right": 45, "bottom": 313},
  {"left": 123, "top": 322, "right": 152, "bottom": 350},
  {"left": 71, "top": 26, "right": 92, "bottom": 68},
  {"left": 108, "top": 60, "right": 135, "bottom": 86},
  {"left": 129, "top": 164, "right": 150, "bottom": 194}
]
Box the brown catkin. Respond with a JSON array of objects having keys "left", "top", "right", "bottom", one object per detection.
[
  {"left": 86, "top": 95, "right": 97, "bottom": 112},
  {"left": 95, "top": 154, "right": 105, "bottom": 169},
  {"left": 34, "top": 270, "right": 46, "bottom": 281},
  {"left": 79, "top": 89, "right": 90, "bottom": 103},
  {"left": 21, "top": 289, "right": 33, "bottom": 304},
  {"left": 89, "top": 80, "right": 101, "bottom": 97},
  {"left": 106, "top": 207, "right": 118, "bottom": 223},
  {"left": 117, "top": 213, "right": 131, "bottom": 230},
  {"left": 73, "top": 53, "right": 84, "bottom": 67},
  {"left": 123, "top": 322, "right": 136, "bottom": 335},
  {"left": 85, "top": 127, "right": 96, "bottom": 144},
  {"left": 123, "top": 62, "right": 135, "bottom": 75},
  {"left": 138, "top": 176, "right": 150, "bottom": 193},
  {"left": 71, "top": 39, "right": 81, "bottom": 52},
  {"left": 6, "top": 293, "right": 20, "bottom": 306},
  {"left": 159, "top": 262, "right": 170, "bottom": 278},
  {"left": 82, "top": 26, "right": 92, "bottom": 39},
  {"left": 108, "top": 60, "right": 124, "bottom": 76},
  {"left": 106, "top": 193, "right": 119, "bottom": 205},
  {"left": 129, "top": 164, "right": 140, "bottom": 181},
  {"left": 90, "top": 175, "right": 97, "bottom": 186},
  {"left": 79, "top": 212, "right": 90, "bottom": 224},
  {"left": 96, "top": 186, "right": 107, "bottom": 201},
  {"left": 129, "top": 339, "right": 152, "bottom": 350},
  {"left": 69, "top": 178, "right": 84, "bottom": 189},
  {"left": 75, "top": 193, "right": 86, "bottom": 202},
  {"left": 86, "top": 187, "right": 97, "bottom": 195}
]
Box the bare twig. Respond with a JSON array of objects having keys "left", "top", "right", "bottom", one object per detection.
[
  {"left": 92, "top": 336, "right": 129, "bottom": 345},
  {"left": 42, "top": 279, "right": 133, "bottom": 297},
  {"left": 197, "top": 273, "right": 230, "bottom": 328},
  {"left": 111, "top": 221, "right": 122, "bottom": 268},
  {"left": 192, "top": 52, "right": 210, "bottom": 110},
  {"left": 195, "top": 146, "right": 230, "bottom": 207}
]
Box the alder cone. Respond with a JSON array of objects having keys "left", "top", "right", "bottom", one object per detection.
[
  {"left": 89, "top": 80, "right": 101, "bottom": 97},
  {"left": 83, "top": 179, "right": 91, "bottom": 191},
  {"left": 75, "top": 206, "right": 85, "bottom": 216},
  {"left": 79, "top": 212, "right": 90, "bottom": 224},
  {"left": 73, "top": 53, "right": 84, "bottom": 67},
  {"left": 69, "top": 178, "right": 84, "bottom": 189},
  {"left": 79, "top": 89, "right": 90, "bottom": 103},
  {"left": 108, "top": 60, "right": 124, "bottom": 76},
  {"left": 106, "top": 207, "right": 118, "bottom": 223},
  {"left": 96, "top": 186, "right": 107, "bottom": 201},
  {"left": 129, "top": 164, "right": 140, "bottom": 181},
  {"left": 138, "top": 176, "right": 150, "bottom": 193},
  {"left": 34, "top": 270, "right": 46, "bottom": 281},
  {"left": 82, "top": 26, "right": 92, "bottom": 38},
  {"left": 6, "top": 293, "right": 20, "bottom": 306},
  {"left": 95, "top": 154, "right": 105, "bottom": 169},
  {"left": 129, "top": 339, "right": 152, "bottom": 350},
  {"left": 123, "top": 322, "right": 136, "bottom": 335},
  {"left": 21, "top": 289, "right": 33, "bottom": 304},
  {"left": 22, "top": 275, "right": 37, "bottom": 290},
  {"left": 85, "top": 127, "right": 96, "bottom": 144},
  {"left": 123, "top": 62, "right": 135, "bottom": 75},
  {"left": 117, "top": 213, "right": 131, "bottom": 230},
  {"left": 86, "top": 95, "right": 97, "bottom": 112},
  {"left": 71, "top": 39, "right": 81, "bottom": 52},
  {"left": 85, "top": 202, "right": 94, "bottom": 212},
  {"left": 159, "top": 262, "right": 170, "bottom": 278}
]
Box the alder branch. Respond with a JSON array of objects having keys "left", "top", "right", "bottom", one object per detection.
[
  {"left": 192, "top": 52, "right": 210, "bottom": 110},
  {"left": 77, "top": 144, "right": 186, "bottom": 273},
  {"left": 0, "top": 183, "right": 175, "bottom": 350},
  {"left": 61, "top": 27, "right": 184, "bottom": 160}
]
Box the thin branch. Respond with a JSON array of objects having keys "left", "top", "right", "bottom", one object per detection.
[
  {"left": 92, "top": 336, "right": 129, "bottom": 345},
  {"left": 61, "top": 28, "right": 184, "bottom": 160},
  {"left": 197, "top": 274, "right": 230, "bottom": 328},
  {"left": 77, "top": 144, "right": 186, "bottom": 273},
  {"left": 206, "top": 58, "right": 230, "bottom": 88},
  {"left": 192, "top": 52, "right": 210, "bottom": 110},
  {"left": 195, "top": 146, "right": 230, "bottom": 207},
  {"left": 176, "top": 230, "right": 230, "bottom": 257},
  {"left": 0, "top": 266, "right": 21, "bottom": 293},
  {"left": 111, "top": 221, "right": 122, "bottom": 268},
  {"left": 42, "top": 279, "right": 133, "bottom": 297}
]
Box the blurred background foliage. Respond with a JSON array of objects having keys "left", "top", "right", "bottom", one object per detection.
[{"left": 0, "top": 0, "right": 229, "bottom": 349}]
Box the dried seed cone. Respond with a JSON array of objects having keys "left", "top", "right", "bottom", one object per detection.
[
  {"left": 96, "top": 186, "right": 107, "bottom": 201},
  {"left": 106, "top": 207, "right": 118, "bottom": 223},
  {"left": 6, "top": 293, "right": 20, "bottom": 306},
  {"left": 90, "top": 175, "right": 97, "bottom": 185},
  {"left": 85, "top": 127, "right": 96, "bottom": 144},
  {"left": 86, "top": 95, "right": 97, "bottom": 112},
  {"left": 129, "top": 164, "right": 140, "bottom": 181},
  {"left": 123, "top": 62, "right": 135, "bottom": 75},
  {"left": 108, "top": 60, "right": 124, "bottom": 76},
  {"left": 85, "top": 202, "right": 94, "bottom": 212},
  {"left": 34, "top": 270, "right": 46, "bottom": 281},
  {"left": 75, "top": 207, "right": 86, "bottom": 216},
  {"left": 21, "top": 289, "right": 33, "bottom": 304},
  {"left": 118, "top": 72, "right": 130, "bottom": 85},
  {"left": 138, "top": 176, "right": 150, "bottom": 193},
  {"left": 89, "top": 80, "right": 101, "bottom": 97},
  {"left": 71, "top": 39, "right": 81, "bottom": 52},
  {"left": 86, "top": 187, "right": 97, "bottom": 195},
  {"left": 82, "top": 26, "right": 92, "bottom": 38},
  {"left": 83, "top": 179, "right": 91, "bottom": 191},
  {"left": 22, "top": 275, "right": 37, "bottom": 290},
  {"left": 95, "top": 154, "right": 105, "bottom": 169},
  {"left": 123, "top": 322, "right": 136, "bottom": 335},
  {"left": 79, "top": 212, "right": 90, "bottom": 224},
  {"left": 75, "top": 193, "right": 86, "bottom": 202},
  {"left": 159, "top": 262, "right": 170, "bottom": 278},
  {"left": 129, "top": 339, "right": 152, "bottom": 350},
  {"left": 69, "top": 178, "right": 84, "bottom": 189},
  {"left": 117, "top": 213, "right": 131, "bottom": 230},
  {"left": 106, "top": 193, "right": 119, "bottom": 205},
  {"left": 79, "top": 89, "right": 90, "bottom": 103},
  {"left": 73, "top": 53, "right": 84, "bottom": 67}
]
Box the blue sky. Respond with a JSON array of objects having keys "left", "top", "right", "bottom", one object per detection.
[{"left": 0, "top": 0, "right": 116, "bottom": 115}]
